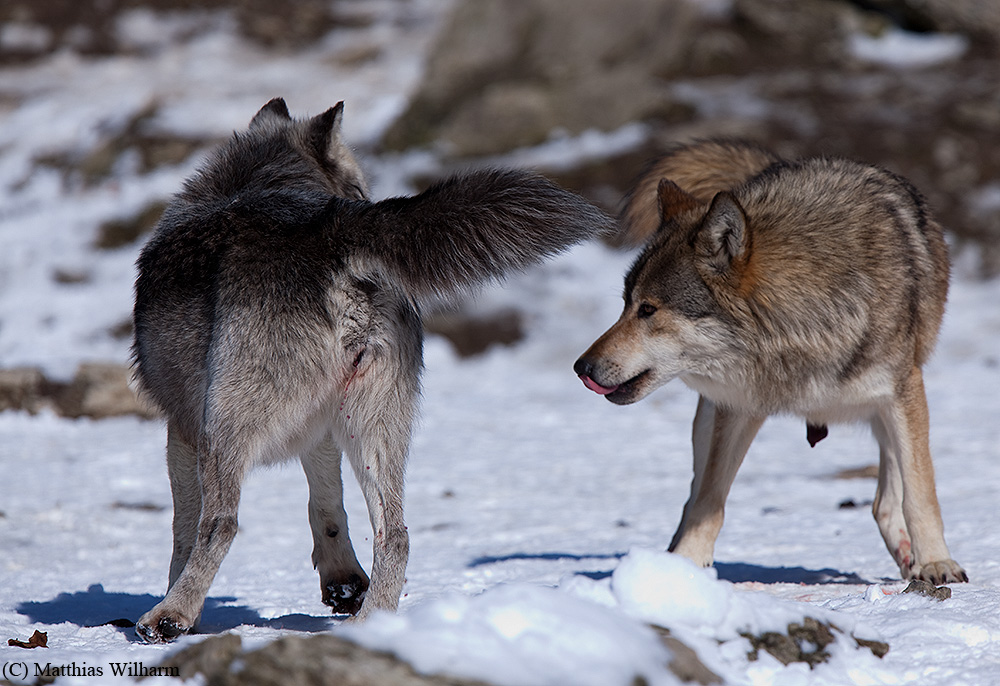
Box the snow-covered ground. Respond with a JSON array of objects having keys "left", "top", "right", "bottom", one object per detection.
[{"left": 2, "top": 5, "right": 999, "bottom": 685}]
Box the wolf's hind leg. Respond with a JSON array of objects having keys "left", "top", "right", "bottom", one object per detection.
[
  {"left": 166, "top": 423, "right": 201, "bottom": 590},
  {"left": 340, "top": 363, "right": 417, "bottom": 619},
  {"left": 345, "top": 431, "right": 410, "bottom": 620},
  {"left": 872, "top": 366, "right": 966, "bottom": 584},
  {"left": 137, "top": 437, "right": 246, "bottom": 643},
  {"left": 301, "top": 434, "right": 370, "bottom": 615},
  {"left": 343, "top": 426, "right": 411, "bottom": 618},
  {"left": 669, "top": 396, "right": 765, "bottom": 567}
]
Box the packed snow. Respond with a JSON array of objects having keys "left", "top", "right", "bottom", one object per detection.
[
  {"left": 847, "top": 27, "right": 969, "bottom": 69},
  {"left": 2, "top": 5, "right": 999, "bottom": 685}
]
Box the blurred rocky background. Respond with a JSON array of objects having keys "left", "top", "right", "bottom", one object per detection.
[
  {"left": 1, "top": 0, "right": 997, "bottom": 420},
  {"left": 382, "top": 0, "right": 1000, "bottom": 275},
  {"left": 4, "top": 0, "right": 997, "bottom": 272}
]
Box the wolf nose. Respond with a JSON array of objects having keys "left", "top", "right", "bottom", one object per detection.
[{"left": 574, "top": 357, "right": 621, "bottom": 395}]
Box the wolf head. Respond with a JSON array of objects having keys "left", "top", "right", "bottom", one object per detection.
[
  {"left": 180, "top": 97, "right": 369, "bottom": 205},
  {"left": 575, "top": 180, "right": 749, "bottom": 405}
]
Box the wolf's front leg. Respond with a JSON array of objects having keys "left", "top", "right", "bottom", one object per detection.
[
  {"left": 669, "top": 397, "right": 765, "bottom": 566},
  {"left": 137, "top": 439, "right": 245, "bottom": 643},
  {"left": 301, "top": 434, "right": 370, "bottom": 615},
  {"left": 669, "top": 395, "right": 718, "bottom": 564}
]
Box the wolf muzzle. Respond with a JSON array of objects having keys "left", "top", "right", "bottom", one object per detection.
[{"left": 573, "top": 358, "right": 619, "bottom": 395}]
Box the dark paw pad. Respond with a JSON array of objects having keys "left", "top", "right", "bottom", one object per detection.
[
  {"left": 136, "top": 616, "right": 190, "bottom": 643},
  {"left": 323, "top": 573, "right": 368, "bottom": 616}
]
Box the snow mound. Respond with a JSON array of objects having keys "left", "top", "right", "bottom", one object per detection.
[{"left": 339, "top": 582, "right": 679, "bottom": 686}]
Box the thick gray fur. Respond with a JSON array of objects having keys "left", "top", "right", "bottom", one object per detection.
[{"left": 132, "top": 98, "right": 612, "bottom": 642}]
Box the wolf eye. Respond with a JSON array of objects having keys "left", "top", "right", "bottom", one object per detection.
[{"left": 637, "top": 303, "right": 657, "bottom": 319}]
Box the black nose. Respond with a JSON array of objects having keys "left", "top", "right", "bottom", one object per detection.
[{"left": 573, "top": 358, "right": 593, "bottom": 378}]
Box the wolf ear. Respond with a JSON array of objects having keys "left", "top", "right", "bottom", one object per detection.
[
  {"left": 250, "top": 98, "right": 291, "bottom": 128},
  {"left": 696, "top": 191, "right": 748, "bottom": 275},
  {"left": 656, "top": 179, "right": 700, "bottom": 223},
  {"left": 307, "top": 102, "right": 345, "bottom": 159}
]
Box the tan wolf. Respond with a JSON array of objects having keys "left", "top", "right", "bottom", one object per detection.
[
  {"left": 575, "top": 139, "right": 966, "bottom": 585},
  {"left": 132, "top": 98, "right": 613, "bottom": 642}
]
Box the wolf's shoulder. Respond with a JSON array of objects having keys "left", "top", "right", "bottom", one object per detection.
[{"left": 138, "top": 190, "right": 337, "bottom": 284}]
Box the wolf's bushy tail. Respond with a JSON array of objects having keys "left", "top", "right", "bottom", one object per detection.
[
  {"left": 335, "top": 168, "right": 613, "bottom": 298},
  {"left": 619, "top": 139, "right": 782, "bottom": 247}
]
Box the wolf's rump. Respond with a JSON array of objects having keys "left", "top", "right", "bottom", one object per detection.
[
  {"left": 619, "top": 139, "right": 781, "bottom": 247},
  {"left": 134, "top": 167, "right": 612, "bottom": 429}
]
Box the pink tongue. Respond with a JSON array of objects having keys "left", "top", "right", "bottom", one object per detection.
[{"left": 579, "top": 374, "right": 619, "bottom": 395}]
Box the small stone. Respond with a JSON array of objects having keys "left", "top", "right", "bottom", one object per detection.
[{"left": 903, "top": 579, "right": 952, "bottom": 601}]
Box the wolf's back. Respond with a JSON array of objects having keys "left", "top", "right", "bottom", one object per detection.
[
  {"left": 619, "top": 139, "right": 781, "bottom": 246},
  {"left": 335, "top": 168, "right": 614, "bottom": 298}
]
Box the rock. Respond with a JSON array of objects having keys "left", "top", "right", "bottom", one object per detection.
[
  {"left": 902, "top": 579, "right": 952, "bottom": 601},
  {"left": 0, "top": 367, "right": 52, "bottom": 414},
  {"left": 733, "top": 0, "right": 867, "bottom": 66},
  {"left": 157, "top": 627, "right": 722, "bottom": 686},
  {"left": 152, "top": 632, "right": 243, "bottom": 683},
  {"left": 744, "top": 617, "right": 888, "bottom": 667},
  {"left": 381, "top": 0, "right": 699, "bottom": 156},
  {"left": 0, "top": 363, "right": 158, "bottom": 420},
  {"left": 153, "top": 633, "right": 490, "bottom": 686},
  {"left": 58, "top": 362, "right": 158, "bottom": 420},
  {"left": 652, "top": 625, "right": 723, "bottom": 684},
  {"left": 424, "top": 308, "right": 524, "bottom": 358},
  {"left": 95, "top": 201, "right": 167, "bottom": 249}
]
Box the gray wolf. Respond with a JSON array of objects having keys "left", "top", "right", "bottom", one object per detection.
[
  {"left": 574, "top": 139, "right": 966, "bottom": 585},
  {"left": 132, "top": 98, "right": 612, "bottom": 643}
]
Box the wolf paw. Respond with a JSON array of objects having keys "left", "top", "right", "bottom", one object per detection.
[
  {"left": 913, "top": 559, "right": 968, "bottom": 585},
  {"left": 322, "top": 573, "right": 368, "bottom": 616},
  {"left": 135, "top": 609, "right": 194, "bottom": 643}
]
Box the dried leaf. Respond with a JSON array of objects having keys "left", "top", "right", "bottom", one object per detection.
[{"left": 8, "top": 629, "right": 48, "bottom": 648}]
